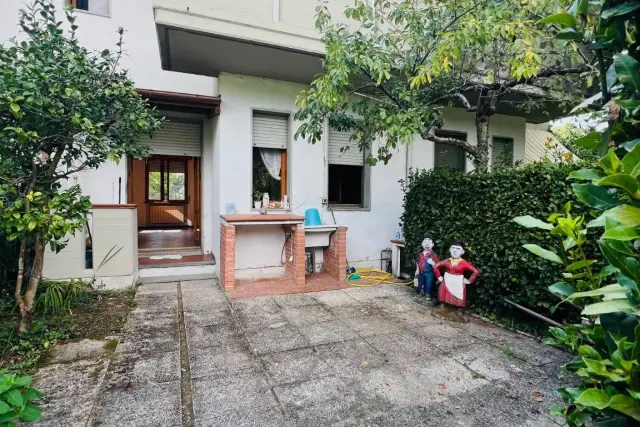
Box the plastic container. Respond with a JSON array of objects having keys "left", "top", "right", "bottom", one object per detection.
[{"left": 304, "top": 208, "right": 322, "bottom": 226}]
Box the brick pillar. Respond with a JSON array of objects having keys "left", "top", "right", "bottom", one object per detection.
[
  {"left": 283, "top": 225, "right": 306, "bottom": 286},
  {"left": 219, "top": 223, "right": 236, "bottom": 290},
  {"left": 323, "top": 227, "right": 347, "bottom": 281}
]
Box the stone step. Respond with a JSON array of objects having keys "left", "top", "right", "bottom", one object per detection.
[{"left": 138, "top": 264, "right": 217, "bottom": 284}]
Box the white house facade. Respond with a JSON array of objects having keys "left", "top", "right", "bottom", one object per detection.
[{"left": 1, "top": 0, "right": 548, "bottom": 289}]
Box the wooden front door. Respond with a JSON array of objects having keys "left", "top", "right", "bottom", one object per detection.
[{"left": 193, "top": 157, "right": 202, "bottom": 244}]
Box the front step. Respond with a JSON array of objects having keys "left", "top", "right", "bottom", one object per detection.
[
  {"left": 139, "top": 264, "right": 217, "bottom": 284},
  {"left": 138, "top": 246, "right": 202, "bottom": 257}
]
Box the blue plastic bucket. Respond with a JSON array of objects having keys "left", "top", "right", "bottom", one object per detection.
[{"left": 304, "top": 208, "right": 322, "bottom": 226}]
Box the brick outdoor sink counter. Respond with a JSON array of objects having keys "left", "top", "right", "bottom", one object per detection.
[{"left": 219, "top": 214, "right": 347, "bottom": 292}]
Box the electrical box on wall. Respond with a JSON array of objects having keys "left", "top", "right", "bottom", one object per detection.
[{"left": 321, "top": 197, "right": 328, "bottom": 205}]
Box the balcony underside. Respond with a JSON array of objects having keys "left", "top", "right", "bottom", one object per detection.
[{"left": 157, "top": 25, "right": 562, "bottom": 123}]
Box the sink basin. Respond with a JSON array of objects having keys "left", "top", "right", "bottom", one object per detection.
[{"left": 304, "top": 225, "right": 338, "bottom": 247}]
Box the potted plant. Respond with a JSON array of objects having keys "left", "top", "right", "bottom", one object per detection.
[{"left": 253, "top": 190, "right": 262, "bottom": 209}]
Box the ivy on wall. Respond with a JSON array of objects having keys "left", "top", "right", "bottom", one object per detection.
[{"left": 401, "top": 163, "right": 597, "bottom": 325}]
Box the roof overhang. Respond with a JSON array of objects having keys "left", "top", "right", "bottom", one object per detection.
[{"left": 136, "top": 88, "right": 221, "bottom": 117}]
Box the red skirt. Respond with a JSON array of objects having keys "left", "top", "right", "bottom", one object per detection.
[{"left": 438, "top": 281, "right": 467, "bottom": 307}]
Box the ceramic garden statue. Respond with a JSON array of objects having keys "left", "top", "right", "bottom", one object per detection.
[
  {"left": 415, "top": 237, "right": 440, "bottom": 305},
  {"left": 434, "top": 243, "right": 479, "bottom": 308}
]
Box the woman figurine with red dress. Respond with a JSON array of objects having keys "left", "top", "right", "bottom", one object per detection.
[{"left": 433, "top": 243, "right": 479, "bottom": 308}]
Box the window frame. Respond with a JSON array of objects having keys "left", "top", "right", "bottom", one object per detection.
[
  {"left": 433, "top": 130, "right": 467, "bottom": 172},
  {"left": 250, "top": 110, "right": 291, "bottom": 209},
  {"left": 68, "top": 0, "right": 111, "bottom": 18},
  {"left": 145, "top": 156, "right": 189, "bottom": 204},
  {"left": 326, "top": 126, "right": 370, "bottom": 210}
]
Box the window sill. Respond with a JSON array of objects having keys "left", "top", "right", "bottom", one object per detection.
[
  {"left": 72, "top": 9, "right": 111, "bottom": 18},
  {"left": 326, "top": 205, "right": 370, "bottom": 212},
  {"left": 250, "top": 208, "right": 292, "bottom": 213}
]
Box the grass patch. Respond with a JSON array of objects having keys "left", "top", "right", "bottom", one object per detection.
[{"left": 0, "top": 283, "right": 137, "bottom": 376}]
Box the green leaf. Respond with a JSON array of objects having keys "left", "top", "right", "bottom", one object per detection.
[
  {"left": 567, "top": 284, "right": 627, "bottom": 299},
  {"left": 602, "top": 225, "right": 640, "bottom": 241},
  {"left": 0, "top": 411, "right": 17, "bottom": 423},
  {"left": 0, "top": 401, "right": 10, "bottom": 415},
  {"left": 578, "top": 345, "right": 601, "bottom": 360},
  {"left": 601, "top": 2, "right": 640, "bottom": 20},
  {"left": 582, "top": 299, "right": 635, "bottom": 315},
  {"left": 549, "top": 281, "right": 575, "bottom": 296},
  {"left": 600, "top": 149, "right": 622, "bottom": 174},
  {"left": 537, "top": 12, "right": 577, "bottom": 27},
  {"left": 588, "top": 204, "right": 640, "bottom": 228},
  {"left": 622, "top": 144, "right": 640, "bottom": 177},
  {"left": 622, "top": 139, "right": 640, "bottom": 151},
  {"left": 522, "top": 244, "right": 563, "bottom": 264},
  {"left": 573, "top": 184, "right": 620, "bottom": 209},
  {"left": 615, "top": 55, "right": 640, "bottom": 94},
  {"left": 563, "top": 237, "right": 577, "bottom": 250},
  {"left": 569, "top": 168, "right": 602, "bottom": 181},
  {"left": 573, "top": 132, "right": 601, "bottom": 150},
  {"left": 575, "top": 388, "right": 611, "bottom": 409},
  {"left": 609, "top": 394, "right": 640, "bottom": 421},
  {"left": 512, "top": 215, "right": 553, "bottom": 230},
  {"left": 9, "top": 103, "right": 20, "bottom": 114},
  {"left": 599, "top": 240, "right": 640, "bottom": 282},
  {"left": 555, "top": 28, "right": 584, "bottom": 40},
  {"left": 27, "top": 221, "right": 36, "bottom": 232},
  {"left": 3, "top": 390, "right": 23, "bottom": 408},
  {"left": 597, "top": 174, "right": 639, "bottom": 196},
  {"left": 566, "top": 259, "right": 595, "bottom": 272},
  {"left": 19, "top": 403, "right": 40, "bottom": 422}
]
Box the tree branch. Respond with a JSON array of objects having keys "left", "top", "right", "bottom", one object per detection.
[
  {"left": 421, "top": 131, "right": 476, "bottom": 155},
  {"left": 430, "top": 93, "right": 477, "bottom": 111},
  {"left": 500, "top": 65, "right": 591, "bottom": 89}
]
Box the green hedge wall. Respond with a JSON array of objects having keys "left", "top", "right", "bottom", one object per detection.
[{"left": 401, "top": 162, "right": 596, "bottom": 326}]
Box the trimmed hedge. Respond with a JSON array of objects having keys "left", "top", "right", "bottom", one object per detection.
[{"left": 401, "top": 162, "right": 596, "bottom": 328}]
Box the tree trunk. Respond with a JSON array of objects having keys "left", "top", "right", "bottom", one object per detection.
[
  {"left": 473, "top": 91, "right": 499, "bottom": 173},
  {"left": 474, "top": 112, "right": 490, "bottom": 173},
  {"left": 18, "top": 235, "right": 45, "bottom": 333}
]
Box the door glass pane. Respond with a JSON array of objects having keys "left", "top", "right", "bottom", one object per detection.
[
  {"left": 147, "top": 158, "right": 162, "bottom": 200},
  {"left": 168, "top": 160, "right": 186, "bottom": 201}
]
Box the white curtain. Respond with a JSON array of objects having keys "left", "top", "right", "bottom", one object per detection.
[{"left": 260, "top": 148, "right": 281, "bottom": 180}]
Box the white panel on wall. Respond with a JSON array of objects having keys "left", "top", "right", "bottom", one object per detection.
[
  {"left": 141, "top": 121, "right": 202, "bottom": 157},
  {"left": 252, "top": 113, "right": 288, "bottom": 149},
  {"left": 328, "top": 128, "right": 363, "bottom": 166}
]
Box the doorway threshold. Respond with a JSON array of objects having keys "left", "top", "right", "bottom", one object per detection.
[{"left": 139, "top": 253, "right": 215, "bottom": 269}]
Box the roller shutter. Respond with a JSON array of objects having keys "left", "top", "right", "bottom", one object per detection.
[
  {"left": 491, "top": 137, "right": 514, "bottom": 167},
  {"left": 141, "top": 121, "right": 201, "bottom": 157},
  {"left": 328, "top": 129, "right": 364, "bottom": 166},
  {"left": 253, "top": 113, "right": 288, "bottom": 149}
]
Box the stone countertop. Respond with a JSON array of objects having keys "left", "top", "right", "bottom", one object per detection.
[{"left": 220, "top": 213, "right": 305, "bottom": 224}]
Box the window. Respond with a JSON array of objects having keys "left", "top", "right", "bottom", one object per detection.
[
  {"left": 434, "top": 130, "right": 466, "bottom": 172},
  {"left": 68, "top": 0, "right": 110, "bottom": 16},
  {"left": 491, "top": 137, "right": 514, "bottom": 168},
  {"left": 327, "top": 128, "right": 367, "bottom": 207},
  {"left": 146, "top": 157, "right": 187, "bottom": 202},
  {"left": 252, "top": 112, "right": 288, "bottom": 208}
]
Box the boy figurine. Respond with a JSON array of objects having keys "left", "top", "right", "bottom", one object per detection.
[
  {"left": 415, "top": 237, "right": 439, "bottom": 305},
  {"left": 434, "top": 243, "right": 479, "bottom": 308}
]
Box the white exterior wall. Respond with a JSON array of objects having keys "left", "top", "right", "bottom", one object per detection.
[{"left": 42, "top": 207, "right": 138, "bottom": 289}]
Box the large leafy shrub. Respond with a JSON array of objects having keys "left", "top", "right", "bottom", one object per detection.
[{"left": 401, "top": 162, "right": 595, "bottom": 324}]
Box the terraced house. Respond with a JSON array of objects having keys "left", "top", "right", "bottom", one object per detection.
[{"left": 0, "top": 0, "right": 558, "bottom": 290}]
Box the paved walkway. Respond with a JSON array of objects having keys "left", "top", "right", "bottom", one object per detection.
[{"left": 38, "top": 280, "right": 572, "bottom": 427}]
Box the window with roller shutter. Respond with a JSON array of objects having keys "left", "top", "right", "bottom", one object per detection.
[
  {"left": 434, "top": 130, "right": 467, "bottom": 172},
  {"left": 327, "top": 128, "right": 369, "bottom": 207},
  {"left": 251, "top": 112, "right": 289, "bottom": 206},
  {"left": 491, "top": 136, "right": 514, "bottom": 168}
]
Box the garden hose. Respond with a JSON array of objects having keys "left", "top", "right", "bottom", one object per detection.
[{"left": 345, "top": 268, "right": 413, "bottom": 287}]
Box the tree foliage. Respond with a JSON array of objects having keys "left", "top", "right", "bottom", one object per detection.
[
  {"left": 0, "top": 0, "right": 162, "bottom": 331},
  {"left": 295, "top": 0, "right": 590, "bottom": 171},
  {"left": 517, "top": 0, "right": 640, "bottom": 424}
]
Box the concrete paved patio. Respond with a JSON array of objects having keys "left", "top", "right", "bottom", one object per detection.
[{"left": 37, "top": 279, "right": 572, "bottom": 427}]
